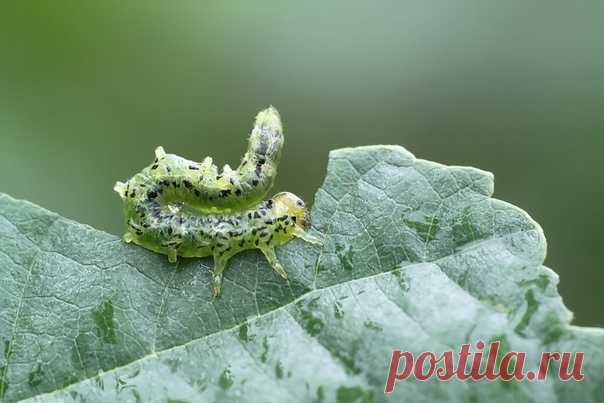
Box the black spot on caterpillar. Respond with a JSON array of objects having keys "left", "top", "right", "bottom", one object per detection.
[{"left": 114, "top": 106, "right": 322, "bottom": 296}]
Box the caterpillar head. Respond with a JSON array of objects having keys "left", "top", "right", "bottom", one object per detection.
[
  {"left": 250, "top": 106, "right": 284, "bottom": 163},
  {"left": 272, "top": 192, "right": 310, "bottom": 229}
]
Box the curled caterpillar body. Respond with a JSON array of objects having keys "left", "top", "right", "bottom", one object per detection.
[
  {"left": 121, "top": 191, "right": 321, "bottom": 296},
  {"left": 115, "top": 106, "right": 283, "bottom": 213},
  {"left": 114, "top": 107, "right": 321, "bottom": 296}
]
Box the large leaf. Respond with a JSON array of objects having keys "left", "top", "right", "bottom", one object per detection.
[{"left": 0, "top": 145, "right": 602, "bottom": 403}]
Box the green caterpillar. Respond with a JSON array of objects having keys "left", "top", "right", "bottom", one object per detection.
[
  {"left": 114, "top": 107, "right": 321, "bottom": 296},
  {"left": 116, "top": 106, "right": 284, "bottom": 213}
]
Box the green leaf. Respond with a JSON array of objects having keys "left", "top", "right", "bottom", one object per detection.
[{"left": 0, "top": 145, "right": 602, "bottom": 403}]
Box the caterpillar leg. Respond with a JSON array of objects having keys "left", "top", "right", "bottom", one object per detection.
[
  {"left": 211, "top": 255, "right": 228, "bottom": 297},
  {"left": 123, "top": 232, "right": 134, "bottom": 243},
  {"left": 154, "top": 146, "right": 166, "bottom": 159},
  {"left": 292, "top": 226, "right": 324, "bottom": 246},
  {"left": 167, "top": 248, "right": 178, "bottom": 263},
  {"left": 113, "top": 181, "right": 127, "bottom": 199},
  {"left": 260, "top": 247, "right": 288, "bottom": 279},
  {"left": 160, "top": 238, "right": 183, "bottom": 263}
]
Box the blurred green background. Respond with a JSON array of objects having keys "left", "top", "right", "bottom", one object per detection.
[{"left": 0, "top": 1, "right": 602, "bottom": 326}]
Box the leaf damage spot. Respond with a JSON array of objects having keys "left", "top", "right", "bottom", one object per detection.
[
  {"left": 403, "top": 210, "right": 440, "bottom": 242},
  {"left": 260, "top": 336, "right": 269, "bottom": 363},
  {"left": 363, "top": 320, "right": 382, "bottom": 332},
  {"left": 218, "top": 368, "right": 233, "bottom": 390},
  {"left": 332, "top": 342, "right": 362, "bottom": 375},
  {"left": 238, "top": 323, "right": 251, "bottom": 343},
  {"left": 93, "top": 299, "right": 117, "bottom": 344},
  {"left": 0, "top": 365, "right": 8, "bottom": 400},
  {"left": 312, "top": 385, "right": 325, "bottom": 403},
  {"left": 336, "top": 385, "right": 373, "bottom": 403},
  {"left": 28, "top": 364, "right": 44, "bottom": 388},
  {"left": 335, "top": 244, "right": 354, "bottom": 272},
  {"left": 334, "top": 301, "right": 344, "bottom": 319},
  {"left": 515, "top": 289, "right": 538, "bottom": 335},
  {"left": 275, "top": 361, "right": 284, "bottom": 379},
  {"left": 518, "top": 274, "right": 550, "bottom": 292},
  {"left": 296, "top": 296, "right": 325, "bottom": 336}
]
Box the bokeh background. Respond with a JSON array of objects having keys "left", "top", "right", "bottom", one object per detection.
[{"left": 0, "top": 1, "right": 602, "bottom": 326}]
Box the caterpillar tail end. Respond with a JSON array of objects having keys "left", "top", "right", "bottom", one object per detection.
[
  {"left": 255, "top": 106, "right": 282, "bottom": 133},
  {"left": 113, "top": 181, "right": 127, "bottom": 199}
]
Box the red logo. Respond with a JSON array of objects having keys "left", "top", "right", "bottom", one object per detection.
[{"left": 385, "top": 341, "right": 584, "bottom": 393}]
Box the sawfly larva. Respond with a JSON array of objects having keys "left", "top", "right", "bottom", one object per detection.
[
  {"left": 114, "top": 106, "right": 321, "bottom": 296},
  {"left": 116, "top": 106, "right": 284, "bottom": 213}
]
